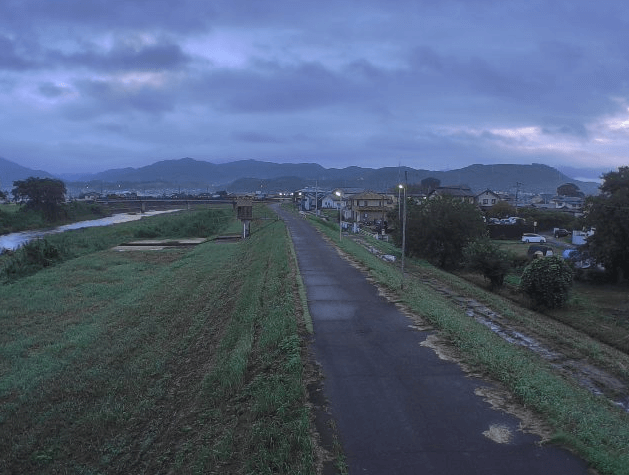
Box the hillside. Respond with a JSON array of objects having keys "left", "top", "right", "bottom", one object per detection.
[
  {"left": 1, "top": 156, "right": 601, "bottom": 195},
  {"left": 0, "top": 157, "right": 54, "bottom": 191}
]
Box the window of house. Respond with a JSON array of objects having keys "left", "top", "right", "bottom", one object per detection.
[
  {"left": 491, "top": 199, "right": 496, "bottom": 204},
  {"left": 483, "top": 199, "right": 488, "bottom": 204}
]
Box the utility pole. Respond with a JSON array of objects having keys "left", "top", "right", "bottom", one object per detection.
[{"left": 515, "top": 182, "right": 523, "bottom": 214}]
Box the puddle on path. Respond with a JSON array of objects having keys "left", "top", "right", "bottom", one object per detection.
[{"left": 483, "top": 424, "right": 513, "bottom": 444}]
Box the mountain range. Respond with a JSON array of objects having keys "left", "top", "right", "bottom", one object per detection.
[{"left": 1, "top": 156, "right": 601, "bottom": 196}]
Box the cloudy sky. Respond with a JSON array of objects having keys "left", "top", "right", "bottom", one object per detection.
[{"left": 1, "top": 0, "right": 628, "bottom": 178}]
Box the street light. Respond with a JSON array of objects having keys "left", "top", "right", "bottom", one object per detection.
[
  {"left": 335, "top": 190, "right": 342, "bottom": 241},
  {"left": 399, "top": 177, "right": 407, "bottom": 289}
]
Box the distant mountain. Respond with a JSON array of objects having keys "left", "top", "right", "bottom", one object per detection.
[
  {"left": 0, "top": 156, "right": 54, "bottom": 191},
  {"left": 225, "top": 162, "right": 601, "bottom": 195},
  {"left": 2, "top": 155, "right": 602, "bottom": 196},
  {"left": 430, "top": 163, "right": 601, "bottom": 196},
  {"left": 74, "top": 158, "right": 328, "bottom": 187}
]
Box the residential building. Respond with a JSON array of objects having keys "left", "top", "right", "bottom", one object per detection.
[
  {"left": 475, "top": 189, "right": 501, "bottom": 210},
  {"left": 427, "top": 185, "right": 475, "bottom": 204},
  {"left": 349, "top": 191, "right": 395, "bottom": 223}
]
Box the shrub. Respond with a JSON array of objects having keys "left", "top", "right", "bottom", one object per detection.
[
  {"left": 464, "top": 238, "right": 512, "bottom": 290},
  {"left": 520, "top": 256, "right": 573, "bottom": 308},
  {"left": 2, "top": 239, "right": 65, "bottom": 281}
]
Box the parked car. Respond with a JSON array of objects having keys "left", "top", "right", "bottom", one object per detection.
[
  {"left": 527, "top": 245, "right": 554, "bottom": 259},
  {"left": 522, "top": 233, "right": 546, "bottom": 243},
  {"left": 554, "top": 228, "right": 570, "bottom": 238}
]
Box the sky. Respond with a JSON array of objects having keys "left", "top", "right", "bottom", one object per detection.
[{"left": 1, "top": 0, "right": 629, "bottom": 179}]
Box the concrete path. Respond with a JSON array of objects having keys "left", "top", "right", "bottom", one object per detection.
[{"left": 275, "top": 206, "right": 591, "bottom": 475}]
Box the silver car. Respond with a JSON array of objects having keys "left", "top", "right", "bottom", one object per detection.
[{"left": 521, "top": 233, "right": 546, "bottom": 243}]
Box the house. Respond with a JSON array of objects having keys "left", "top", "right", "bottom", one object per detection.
[
  {"left": 295, "top": 187, "right": 326, "bottom": 211},
  {"left": 551, "top": 195, "right": 585, "bottom": 212},
  {"left": 475, "top": 189, "right": 501, "bottom": 210},
  {"left": 322, "top": 193, "right": 342, "bottom": 209},
  {"left": 349, "top": 191, "right": 395, "bottom": 223},
  {"left": 299, "top": 193, "right": 321, "bottom": 211},
  {"left": 427, "top": 185, "right": 475, "bottom": 204}
]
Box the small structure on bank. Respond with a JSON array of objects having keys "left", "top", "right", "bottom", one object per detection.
[{"left": 236, "top": 197, "right": 253, "bottom": 238}]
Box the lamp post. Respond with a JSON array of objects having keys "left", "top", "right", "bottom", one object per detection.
[
  {"left": 335, "top": 191, "right": 342, "bottom": 241},
  {"left": 399, "top": 178, "right": 407, "bottom": 289}
]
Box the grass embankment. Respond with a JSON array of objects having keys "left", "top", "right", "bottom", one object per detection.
[
  {"left": 0, "top": 207, "right": 315, "bottom": 474},
  {"left": 308, "top": 214, "right": 629, "bottom": 475},
  {"left": 1, "top": 206, "right": 235, "bottom": 282}
]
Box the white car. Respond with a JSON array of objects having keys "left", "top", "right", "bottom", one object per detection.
[{"left": 522, "top": 233, "right": 546, "bottom": 243}]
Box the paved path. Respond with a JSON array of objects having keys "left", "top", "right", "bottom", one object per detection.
[{"left": 275, "top": 206, "right": 591, "bottom": 475}]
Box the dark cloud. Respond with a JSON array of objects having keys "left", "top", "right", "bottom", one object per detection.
[
  {"left": 541, "top": 120, "right": 589, "bottom": 138},
  {"left": 61, "top": 78, "right": 176, "bottom": 120},
  {"left": 38, "top": 82, "right": 70, "bottom": 98},
  {"left": 192, "top": 61, "right": 363, "bottom": 114},
  {"left": 230, "top": 131, "right": 285, "bottom": 144},
  {"left": 0, "top": 35, "right": 37, "bottom": 70},
  {"left": 0, "top": 0, "right": 215, "bottom": 33},
  {"left": 46, "top": 40, "right": 190, "bottom": 72}
]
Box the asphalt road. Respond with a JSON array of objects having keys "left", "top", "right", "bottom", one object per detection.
[{"left": 275, "top": 206, "right": 591, "bottom": 475}]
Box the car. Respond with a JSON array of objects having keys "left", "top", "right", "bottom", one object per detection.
[
  {"left": 554, "top": 228, "right": 570, "bottom": 238},
  {"left": 522, "top": 233, "right": 546, "bottom": 243}
]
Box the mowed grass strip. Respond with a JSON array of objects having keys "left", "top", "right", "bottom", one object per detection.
[
  {"left": 308, "top": 214, "right": 629, "bottom": 475},
  {"left": 0, "top": 211, "right": 314, "bottom": 474}
]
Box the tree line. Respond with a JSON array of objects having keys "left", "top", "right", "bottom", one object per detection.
[{"left": 387, "top": 166, "right": 629, "bottom": 308}]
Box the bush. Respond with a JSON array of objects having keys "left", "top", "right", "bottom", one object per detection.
[
  {"left": 2, "top": 239, "right": 65, "bottom": 281},
  {"left": 510, "top": 254, "right": 529, "bottom": 270},
  {"left": 573, "top": 267, "right": 612, "bottom": 284},
  {"left": 464, "top": 238, "right": 512, "bottom": 290},
  {"left": 520, "top": 256, "right": 573, "bottom": 308}
]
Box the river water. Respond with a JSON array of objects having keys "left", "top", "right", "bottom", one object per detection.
[{"left": 0, "top": 210, "right": 181, "bottom": 252}]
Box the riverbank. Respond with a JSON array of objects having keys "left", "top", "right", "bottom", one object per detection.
[
  {"left": 0, "top": 206, "right": 234, "bottom": 282},
  {"left": 0, "top": 201, "right": 110, "bottom": 236},
  {"left": 0, "top": 205, "right": 318, "bottom": 474}
]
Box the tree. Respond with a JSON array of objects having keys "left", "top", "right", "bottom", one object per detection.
[
  {"left": 486, "top": 200, "right": 515, "bottom": 219},
  {"left": 464, "top": 238, "right": 511, "bottom": 290},
  {"left": 584, "top": 166, "right": 629, "bottom": 282},
  {"left": 12, "top": 177, "right": 66, "bottom": 221},
  {"left": 557, "top": 182, "right": 584, "bottom": 197},
  {"left": 520, "top": 256, "right": 573, "bottom": 309},
  {"left": 398, "top": 196, "right": 486, "bottom": 269},
  {"left": 420, "top": 177, "right": 441, "bottom": 194},
  {"left": 0, "top": 189, "right": 7, "bottom": 201}
]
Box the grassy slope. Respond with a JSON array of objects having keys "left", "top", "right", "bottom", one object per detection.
[
  {"left": 0, "top": 209, "right": 314, "bottom": 474},
  {"left": 309, "top": 214, "right": 629, "bottom": 475}
]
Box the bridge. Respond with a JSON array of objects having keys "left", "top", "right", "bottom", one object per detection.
[{"left": 95, "top": 198, "right": 235, "bottom": 214}]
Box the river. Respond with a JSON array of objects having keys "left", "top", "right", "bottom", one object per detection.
[{"left": 0, "top": 210, "right": 181, "bottom": 252}]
